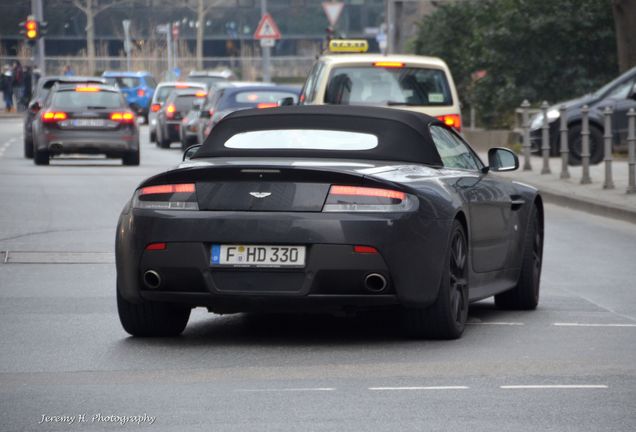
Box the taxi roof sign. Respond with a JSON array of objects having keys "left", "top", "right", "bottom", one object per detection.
[{"left": 328, "top": 39, "right": 369, "bottom": 53}]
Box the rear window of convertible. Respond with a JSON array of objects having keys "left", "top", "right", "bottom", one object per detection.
[{"left": 224, "top": 129, "right": 378, "bottom": 151}]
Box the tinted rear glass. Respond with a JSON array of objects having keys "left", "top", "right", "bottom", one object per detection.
[
  {"left": 325, "top": 66, "right": 452, "bottom": 106},
  {"left": 220, "top": 90, "right": 298, "bottom": 109},
  {"left": 156, "top": 85, "right": 202, "bottom": 102},
  {"left": 175, "top": 95, "right": 202, "bottom": 111},
  {"left": 51, "top": 90, "right": 123, "bottom": 109}
]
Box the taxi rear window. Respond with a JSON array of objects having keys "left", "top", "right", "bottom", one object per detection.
[
  {"left": 324, "top": 66, "right": 452, "bottom": 107},
  {"left": 51, "top": 90, "right": 123, "bottom": 109}
]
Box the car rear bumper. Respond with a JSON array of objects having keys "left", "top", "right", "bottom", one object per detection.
[
  {"left": 37, "top": 129, "right": 139, "bottom": 153},
  {"left": 116, "top": 208, "right": 452, "bottom": 312}
]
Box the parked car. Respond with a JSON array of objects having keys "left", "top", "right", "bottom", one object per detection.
[
  {"left": 24, "top": 75, "right": 107, "bottom": 158},
  {"left": 115, "top": 105, "right": 543, "bottom": 339},
  {"left": 155, "top": 88, "right": 207, "bottom": 149},
  {"left": 102, "top": 71, "right": 157, "bottom": 120},
  {"left": 200, "top": 85, "right": 300, "bottom": 141},
  {"left": 31, "top": 83, "right": 139, "bottom": 165},
  {"left": 529, "top": 65, "right": 636, "bottom": 165},
  {"left": 148, "top": 81, "right": 206, "bottom": 143}
]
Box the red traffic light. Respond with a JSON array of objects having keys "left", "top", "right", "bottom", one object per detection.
[{"left": 20, "top": 16, "right": 39, "bottom": 41}]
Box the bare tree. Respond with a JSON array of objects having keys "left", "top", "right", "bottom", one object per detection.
[
  {"left": 612, "top": 0, "right": 636, "bottom": 73},
  {"left": 183, "top": 0, "right": 226, "bottom": 70},
  {"left": 67, "top": 0, "right": 131, "bottom": 74}
]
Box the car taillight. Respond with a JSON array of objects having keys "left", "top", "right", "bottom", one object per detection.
[
  {"left": 151, "top": 103, "right": 161, "bottom": 112},
  {"left": 133, "top": 183, "right": 198, "bottom": 210},
  {"left": 195, "top": 91, "right": 207, "bottom": 97},
  {"left": 373, "top": 61, "right": 404, "bottom": 68},
  {"left": 137, "top": 89, "right": 145, "bottom": 97},
  {"left": 436, "top": 114, "right": 462, "bottom": 131},
  {"left": 166, "top": 104, "right": 176, "bottom": 119},
  {"left": 256, "top": 102, "right": 278, "bottom": 109},
  {"left": 41, "top": 111, "right": 68, "bottom": 123},
  {"left": 110, "top": 112, "right": 135, "bottom": 123},
  {"left": 322, "top": 185, "right": 417, "bottom": 213}
]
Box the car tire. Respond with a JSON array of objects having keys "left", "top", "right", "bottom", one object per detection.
[
  {"left": 567, "top": 124, "right": 604, "bottom": 166},
  {"left": 157, "top": 126, "right": 170, "bottom": 149},
  {"left": 122, "top": 149, "right": 140, "bottom": 166},
  {"left": 403, "top": 220, "right": 469, "bottom": 340},
  {"left": 495, "top": 205, "right": 543, "bottom": 310},
  {"left": 34, "top": 148, "right": 49, "bottom": 165},
  {"left": 24, "top": 137, "right": 34, "bottom": 158},
  {"left": 117, "top": 290, "right": 191, "bottom": 337},
  {"left": 150, "top": 130, "right": 156, "bottom": 143}
]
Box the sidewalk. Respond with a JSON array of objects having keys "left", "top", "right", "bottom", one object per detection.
[{"left": 499, "top": 154, "right": 636, "bottom": 224}]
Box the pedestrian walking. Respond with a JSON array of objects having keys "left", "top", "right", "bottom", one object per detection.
[
  {"left": 12, "top": 60, "right": 25, "bottom": 111},
  {"left": 62, "top": 64, "right": 75, "bottom": 76},
  {"left": 1, "top": 66, "right": 13, "bottom": 112}
]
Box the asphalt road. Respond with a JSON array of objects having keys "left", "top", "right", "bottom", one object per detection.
[{"left": 1, "top": 117, "right": 635, "bottom": 432}]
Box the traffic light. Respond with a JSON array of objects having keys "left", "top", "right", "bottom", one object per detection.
[{"left": 19, "top": 15, "right": 40, "bottom": 45}]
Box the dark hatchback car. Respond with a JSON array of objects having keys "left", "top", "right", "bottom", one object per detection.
[
  {"left": 199, "top": 85, "right": 300, "bottom": 140},
  {"left": 31, "top": 84, "right": 139, "bottom": 165},
  {"left": 530, "top": 65, "right": 636, "bottom": 165},
  {"left": 24, "top": 75, "right": 107, "bottom": 158},
  {"left": 155, "top": 89, "right": 207, "bottom": 149}
]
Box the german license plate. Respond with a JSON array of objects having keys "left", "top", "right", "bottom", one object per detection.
[
  {"left": 71, "top": 119, "right": 107, "bottom": 128},
  {"left": 211, "top": 244, "right": 306, "bottom": 268}
]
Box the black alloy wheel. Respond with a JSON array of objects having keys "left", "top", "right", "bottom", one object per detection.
[
  {"left": 567, "top": 124, "right": 604, "bottom": 165},
  {"left": 403, "top": 220, "right": 469, "bottom": 339}
]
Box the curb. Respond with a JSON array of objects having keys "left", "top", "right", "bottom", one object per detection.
[{"left": 536, "top": 185, "right": 636, "bottom": 225}]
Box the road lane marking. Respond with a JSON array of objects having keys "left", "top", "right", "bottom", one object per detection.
[
  {"left": 467, "top": 321, "right": 525, "bottom": 326},
  {"left": 500, "top": 385, "right": 608, "bottom": 389},
  {"left": 369, "top": 386, "right": 469, "bottom": 391},
  {"left": 553, "top": 322, "right": 636, "bottom": 327},
  {"left": 235, "top": 388, "right": 336, "bottom": 393},
  {"left": 0, "top": 138, "right": 15, "bottom": 157}
]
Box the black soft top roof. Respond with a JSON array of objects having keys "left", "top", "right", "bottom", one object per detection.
[{"left": 195, "top": 105, "right": 444, "bottom": 165}]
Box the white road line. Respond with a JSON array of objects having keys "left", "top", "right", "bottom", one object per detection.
[
  {"left": 0, "top": 138, "right": 15, "bottom": 157},
  {"left": 553, "top": 322, "right": 636, "bottom": 327},
  {"left": 235, "top": 388, "right": 336, "bottom": 393},
  {"left": 369, "top": 386, "right": 469, "bottom": 391},
  {"left": 500, "top": 385, "right": 608, "bottom": 390},
  {"left": 467, "top": 322, "right": 525, "bottom": 326}
]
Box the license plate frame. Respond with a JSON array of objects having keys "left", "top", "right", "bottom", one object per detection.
[
  {"left": 210, "top": 244, "right": 306, "bottom": 268},
  {"left": 70, "top": 119, "right": 108, "bottom": 128}
]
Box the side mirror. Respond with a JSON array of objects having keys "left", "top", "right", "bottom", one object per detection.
[
  {"left": 488, "top": 147, "right": 519, "bottom": 172},
  {"left": 278, "top": 97, "right": 295, "bottom": 107},
  {"left": 183, "top": 144, "right": 201, "bottom": 161},
  {"left": 29, "top": 101, "right": 41, "bottom": 113},
  {"left": 200, "top": 109, "right": 212, "bottom": 119}
]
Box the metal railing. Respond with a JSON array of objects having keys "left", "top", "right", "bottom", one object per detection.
[{"left": 517, "top": 101, "right": 636, "bottom": 194}]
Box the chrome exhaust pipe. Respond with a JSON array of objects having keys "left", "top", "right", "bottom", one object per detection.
[
  {"left": 364, "top": 273, "right": 387, "bottom": 293},
  {"left": 143, "top": 270, "right": 162, "bottom": 289}
]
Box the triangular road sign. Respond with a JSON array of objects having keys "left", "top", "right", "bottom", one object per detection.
[
  {"left": 254, "top": 13, "right": 281, "bottom": 40},
  {"left": 322, "top": 2, "right": 344, "bottom": 27}
]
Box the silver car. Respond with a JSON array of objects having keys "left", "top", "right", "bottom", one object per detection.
[{"left": 148, "top": 82, "right": 205, "bottom": 143}]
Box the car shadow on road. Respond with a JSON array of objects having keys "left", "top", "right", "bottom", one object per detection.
[{"left": 117, "top": 300, "right": 528, "bottom": 348}]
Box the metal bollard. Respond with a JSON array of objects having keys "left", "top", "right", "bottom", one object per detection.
[
  {"left": 559, "top": 105, "right": 570, "bottom": 179},
  {"left": 580, "top": 105, "right": 592, "bottom": 184},
  {"left": 521, "top": 100, "right": 532, "bottom": 171},
  {"left": 602, "top": 106, "right": 614, "bottom": 189},
  {"left": 627, "top": 108, "right": 636, "bottom": 194},
  {"left": 541, "top": 101, "right": 551, "bottom": 174}
]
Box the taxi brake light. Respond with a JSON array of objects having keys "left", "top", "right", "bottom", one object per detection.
[
  {"left": 373, "top": 61, "right": 404, "bottom": 68},
  {"left": 436, "top": 114, "right": 462, "bottom": 131},
  {"left": 195, "top": 91, "right": 207, "bottom": 97},
  {"left": 166, "top": 104, "right": 176, "bottom": 119}
]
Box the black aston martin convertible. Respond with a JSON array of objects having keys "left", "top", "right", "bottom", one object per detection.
[{"left": 116, "top": 105, "right": 543, "bottom": 339}]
